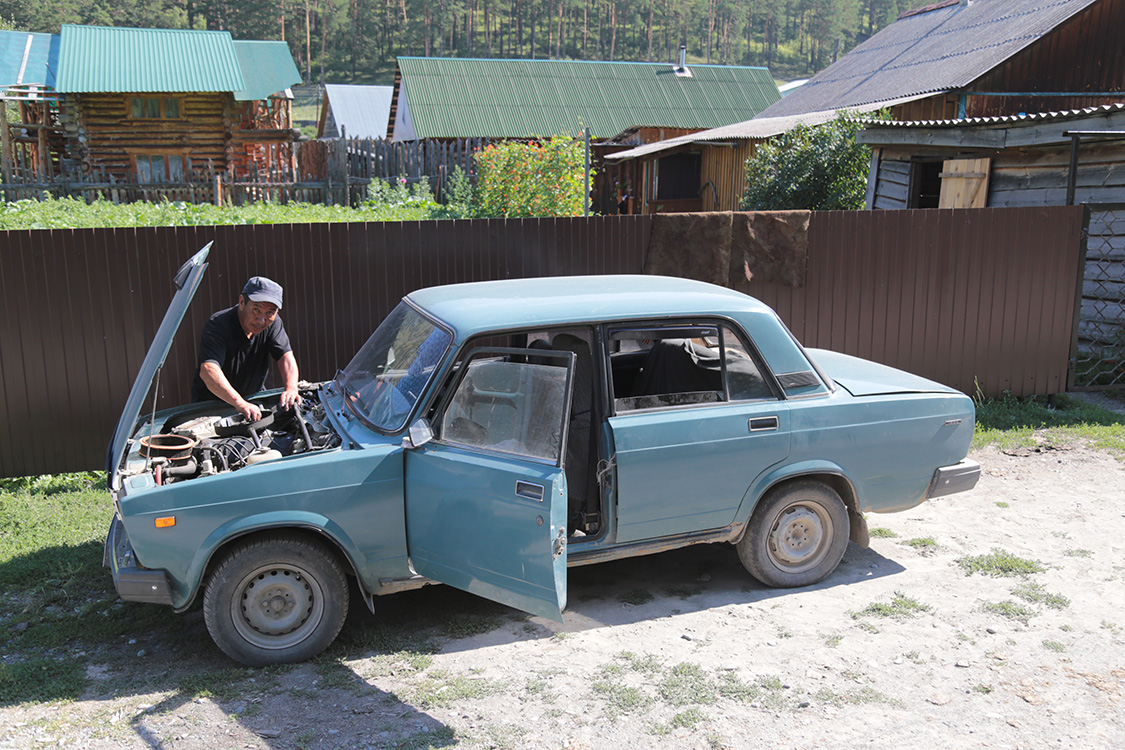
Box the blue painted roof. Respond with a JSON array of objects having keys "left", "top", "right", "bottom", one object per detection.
[
  {"left": 56, "top": 25, "right": 245, "bottom": 93},
  {"left": 232, "top": 40, "right": 302, "bottom": 101},
  {"left": 0, "top": 30, "right": 59, "bottom": 89},
  {"left": 407, "top": 275, "right": 771, "bottom": 338}
]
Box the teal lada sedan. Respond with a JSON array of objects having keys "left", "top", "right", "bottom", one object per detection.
[{"left": 106, "top": 245, "right": 979, "bottom": 665}]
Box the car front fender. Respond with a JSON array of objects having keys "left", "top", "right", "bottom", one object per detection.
[{"left": 176, "top": 511, "right": 368, "bottom": 611}]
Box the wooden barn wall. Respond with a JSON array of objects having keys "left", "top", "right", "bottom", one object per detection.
[
  {"left": 871, "top": 158, "right": 911, "bottom": 209},
  {"left": 890, "top": 94, "right": 959, "bottom": 122},
  {"left": 0, "top": 208, "right": 1083, "bottom": 476},
  {"left": 67, "top": 92, "right": 229, "bottom": 178},
  {"left": 965, "top": 0, "right": 1125, "bottom": 117},
  {"left": 700, "top": 142, "right": 756, "bottom": 211},
  {"left": 988, "top": 141, "right": 1125, "bottom": 207}
]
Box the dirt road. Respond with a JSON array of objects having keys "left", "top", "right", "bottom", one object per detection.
[{"left": 4, "top": 442, "right": 1124, "bottom": 750}]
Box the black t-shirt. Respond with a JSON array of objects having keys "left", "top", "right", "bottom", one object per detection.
[{"left": 190, "top": 305, "right": 292, "bottom": 402}]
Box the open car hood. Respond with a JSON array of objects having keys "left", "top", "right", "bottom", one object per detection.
[
  {"left": 808, "top": 348, "right": 956, "bottom": 397},
  {"left": 107, "top": 244, "right": 211, "bottom": 490}
]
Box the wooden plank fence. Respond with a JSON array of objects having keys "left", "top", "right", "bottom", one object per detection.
[{"left": 0, "top": 137, "right": 488, "bottom": 207}]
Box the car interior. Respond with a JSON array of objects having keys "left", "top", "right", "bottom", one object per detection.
[{"left": 431, "top": 321, "right": 777, "bottom": 541}]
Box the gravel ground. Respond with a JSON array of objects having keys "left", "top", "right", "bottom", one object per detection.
[{"left": 3, "top": 442, "right": 1124, "bottom": 750}]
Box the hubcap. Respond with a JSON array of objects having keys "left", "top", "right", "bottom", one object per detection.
[
  {"left": 231, "top": 564, "right": 325, "bottom": 650},
  {"left": 767, "top": 502, "right": 832, "bottom": 572}
]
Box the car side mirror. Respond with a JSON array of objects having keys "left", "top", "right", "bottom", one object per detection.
[{"left": 406, "top": 418, "right": 434, "bottom": 449}]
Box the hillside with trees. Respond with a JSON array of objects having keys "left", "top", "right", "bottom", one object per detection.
[{"left": 4, "top": 0, "right": 933, "bottom": 84}]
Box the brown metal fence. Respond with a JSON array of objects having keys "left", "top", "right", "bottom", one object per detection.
[{"left": 0, "top": 206, "right": 1086, "bottom": 477}]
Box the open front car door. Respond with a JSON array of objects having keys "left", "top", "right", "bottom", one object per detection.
[{"left": 404, "top": 348, "right": 575, "bottom": 621}]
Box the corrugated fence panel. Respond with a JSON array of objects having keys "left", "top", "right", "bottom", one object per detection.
[
  {"left": 746, "top": 206, "right": 1084, "bottom": 398},
  {"left": 0, "top": 208, "right": 1083, "bottom": 477}
]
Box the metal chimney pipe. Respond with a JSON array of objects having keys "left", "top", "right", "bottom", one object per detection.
[{"left": 678, "top": 45, "right": 687, "bottom": 71}]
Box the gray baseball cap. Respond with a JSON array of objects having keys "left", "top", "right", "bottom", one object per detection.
[{"left": 242, "top": 276, "right": 283, "bottom": 309}]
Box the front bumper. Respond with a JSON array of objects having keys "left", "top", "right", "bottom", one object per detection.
[
  {"left": 103, "top": 515, "right": 174, "bottom": 605},
  {"left": 926, "top": 459, "right": 981, "bottom": 499}
]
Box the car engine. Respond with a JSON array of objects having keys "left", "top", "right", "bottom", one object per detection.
[{"left": 129, "top": 385, "right": 341, "bottom": 485}]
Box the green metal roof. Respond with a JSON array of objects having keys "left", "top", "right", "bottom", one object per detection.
[
  {"left": 232, "top": 40, "right": 302, "bottom": 101},
  {"left": 395, "top": 57, "right": 781, "bottom": 140},
  {"left": 56, "top": 25, "right": 244, "bottom": 93}
]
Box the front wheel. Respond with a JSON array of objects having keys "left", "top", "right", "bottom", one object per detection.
[
  {"left": 203, "top": 534, "right": 349, "bottom": 665},
  {"left": 738, "top": 481, "right": 849, "bottom": 588}
]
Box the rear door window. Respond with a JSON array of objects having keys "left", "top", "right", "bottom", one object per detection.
[{"left": 607, "top": 323, "right": 776, "bottom": 412}]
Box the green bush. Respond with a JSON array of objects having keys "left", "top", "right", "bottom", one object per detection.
[
  {"left": 473, "top": 136, "right": 589, "bottom": 218},
  {"left": 741, "top": 111, "right": 882, "bottom": 211}
]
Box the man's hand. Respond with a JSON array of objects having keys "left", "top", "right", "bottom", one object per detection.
[
  {"left": 235, "top": 399, "right": 263, "bottom": 422},
  {"left": 280, "top": 387, "right": 302, "bottom": 410}
]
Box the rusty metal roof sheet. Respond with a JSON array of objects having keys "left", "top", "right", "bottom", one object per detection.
[
  {"left": 56, "top": 25, "right": 244, "bottom": 93},
  {"left": 394, "top": 57, "right": 780, "bottom": 140},
  {"left": 756, "top": 0, "right": 1102, "bottom": 119}
]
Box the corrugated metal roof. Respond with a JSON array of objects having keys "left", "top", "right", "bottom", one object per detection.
[
  {"left": 56, "top": 25, "right": 244, "bottom": 93},
  {"left": 232, "top": 40, "right": 301, "bottom": 101},
  {"left": 855, "top": 101, "right": 1125, "bottom": 129},
  {"left": 756, "top": 0, "right": 1102, "bottom": 119},
  {"left": 857, "top": 103, "right": 1125, "bottom": 148},
  {"left": 0, "top": 30, "right": 58, "bottom": 89},
  {"left": 323, "top": 84, "right": 394, "bottom": 138},
  {"left": 606, "top": 96, "right": 921, "bottom": 161},
  {"left": 395, "top": 57, "right": 781, "bottom": 140}
]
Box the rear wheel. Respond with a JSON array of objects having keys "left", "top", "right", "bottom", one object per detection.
[
  {"left": 203, "top": 534, "right": 349, "bottom": 665},
  {"left": 738, "top": 481, "right": 849, "bottom": 588}
]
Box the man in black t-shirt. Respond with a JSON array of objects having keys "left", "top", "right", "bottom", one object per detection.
[{"left": 190, "top": 276, "right": 301, "bottom": 421}]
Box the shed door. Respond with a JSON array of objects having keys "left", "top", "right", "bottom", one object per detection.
[
  {"left": 405, "top": 349, "right": 574, "bottom": 621},
  {"left": 939, "top": 158, "right": 991, "bottom": 208}
]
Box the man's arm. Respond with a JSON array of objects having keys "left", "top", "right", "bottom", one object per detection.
[
  {"left": 277, "top": 351, "right": 301, "bottom": 409},
  {"left": 200, "top": 361, "right": 263, "bottom": 421}
]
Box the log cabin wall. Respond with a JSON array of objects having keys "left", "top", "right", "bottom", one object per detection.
[{"left": 63, "top": 91, "right": 230, "bottom": 179}]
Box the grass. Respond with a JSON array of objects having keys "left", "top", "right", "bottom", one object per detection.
[
  {"left": 903, "top": 537, "right": 937, "bottom": 550},
  {"left": 868, "top": 527, "right": 898, "bottom": 539},
  {"left": 956, "top": 549, "right": 1046, "bottom": 577},
  {"left": 979, "top": 600, "right": 1036, "bottom": 624},
  {"left": 972, "top": 393, "right": 1125, "bottom": 454},
  {"left": 1011, "top": 581, "right": 1070, "bottom": 610},
  {"left": 851, "top": 593, "right": 932, "bottom": 620}
]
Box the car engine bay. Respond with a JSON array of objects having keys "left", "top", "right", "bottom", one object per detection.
[{"left": 121, "top": 384, "right": 341, "bottom": 485}]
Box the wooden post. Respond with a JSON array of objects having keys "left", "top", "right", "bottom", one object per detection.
[
  {"left": 0, "top": 97, "right": 11, "bottom": 185},
  {"left": 213, "top": 173, "right": 223, "bottom": 206}
]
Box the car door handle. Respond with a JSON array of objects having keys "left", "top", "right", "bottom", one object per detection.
[
  {"left": 748, "top": 416, "right": 779, "bottom": 432},
  {"left": 515, "top": 481, "right": 545, "bottom": 502}
]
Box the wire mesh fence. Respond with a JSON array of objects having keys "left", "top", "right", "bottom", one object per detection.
[{"left": 1074, "top": 203, "right": 1125, "bottom": 389}]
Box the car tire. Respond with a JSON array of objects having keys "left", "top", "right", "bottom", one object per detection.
[
  {"left": 203, "top": 533, "right": 349, "bottom": 666},
  {"left": 738, "top": 481, "right": 849, "bottom": 588}
]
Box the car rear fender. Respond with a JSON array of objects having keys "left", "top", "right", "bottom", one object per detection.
[
  {"left": 178, "top": 512, "right": 375, "bottom": 613},
  {"left": 732, "top": 461, "right": 861, "bottom": 544}
]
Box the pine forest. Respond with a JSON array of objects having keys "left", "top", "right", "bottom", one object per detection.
[{"left": 5, "top": 0, "right": 935, "bottom": 83}]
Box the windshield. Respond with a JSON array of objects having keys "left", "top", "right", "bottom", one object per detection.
[{"left": 338, "top": 302, "right": 452, "bottom": 432}]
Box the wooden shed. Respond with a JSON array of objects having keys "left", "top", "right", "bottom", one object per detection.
[{"left": 859, "top": 104, "right": 1125, "bottom": 389}]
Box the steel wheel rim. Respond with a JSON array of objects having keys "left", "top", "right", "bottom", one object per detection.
[
  {"left": 230, "top": 563, "right": 325, "bottom": 651},
  {"left": 767, "top": 501, "right": 834, "bottom": 573}
]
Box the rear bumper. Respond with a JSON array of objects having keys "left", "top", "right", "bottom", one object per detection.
[
  {"left": 926, "top": 459, "right": 981, "bottom": 499},
  {"left": 104, "top": 515, "right": 174, "bottom": 605}
]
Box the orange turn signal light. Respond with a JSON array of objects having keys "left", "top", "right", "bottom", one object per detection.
[{"left": 154, "top": 516, "right": 176, "bottom": 529}]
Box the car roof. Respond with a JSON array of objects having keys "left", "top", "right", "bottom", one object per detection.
[{"left": 406, "top": 275, "right": 774, "bottom": 337}]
